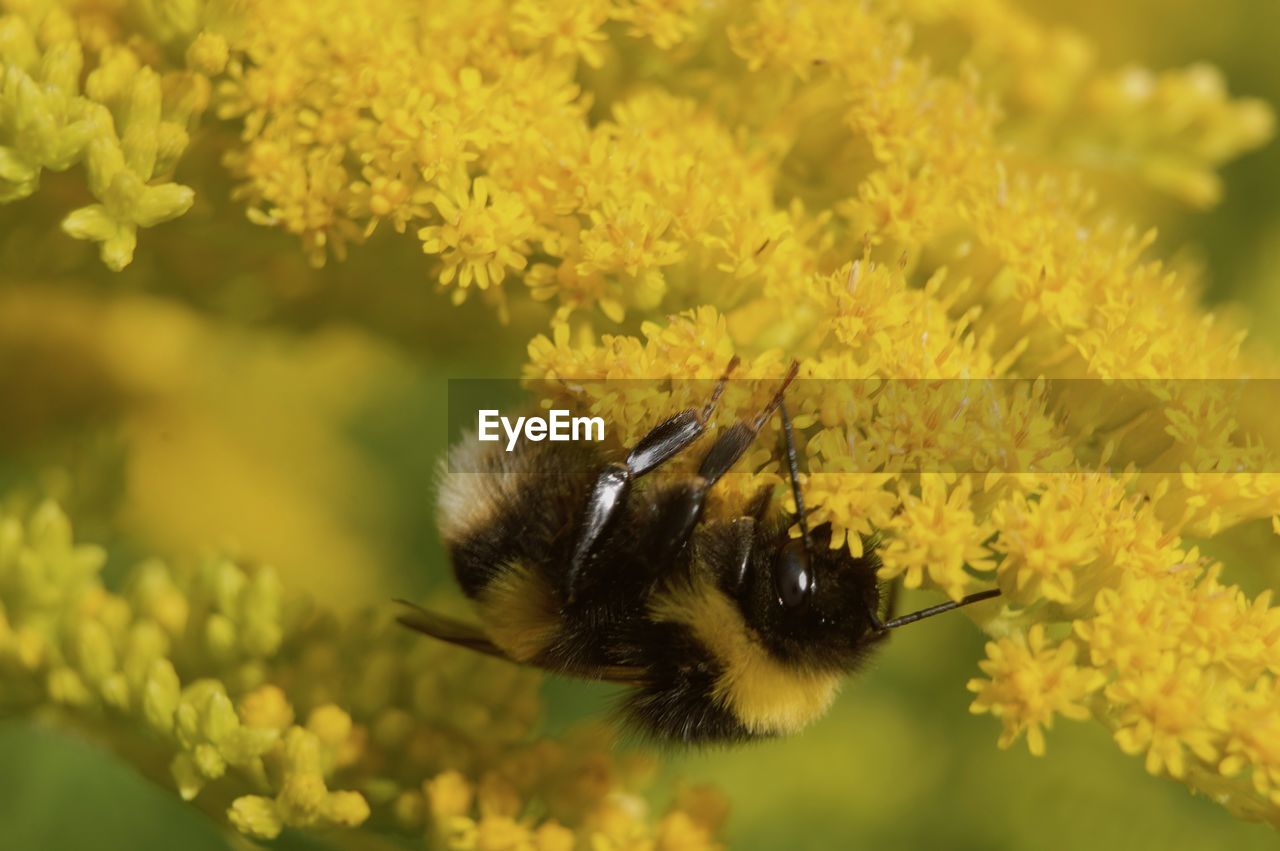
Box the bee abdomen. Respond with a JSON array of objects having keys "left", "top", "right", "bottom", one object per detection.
[
  {"left": 437, "top": 438, "right": 600, "bottom": 598},
  {"left": 648, "top": 577, "right": 841, "bottom": 739},
  {"left": 622, "top": 666, "right": 757, "bottom": 745}
]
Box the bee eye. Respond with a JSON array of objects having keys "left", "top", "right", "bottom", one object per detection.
[{"left": 775, "top": 541, "right": 813, "bottom": 610}]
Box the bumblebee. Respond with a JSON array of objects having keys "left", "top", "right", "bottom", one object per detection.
[{"left": 399, "top": 359, "right": 999, "bottom": 744}]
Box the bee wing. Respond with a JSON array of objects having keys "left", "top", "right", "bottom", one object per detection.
[{"left": 393, "top": 599, "right": 647, "bottom": 686}]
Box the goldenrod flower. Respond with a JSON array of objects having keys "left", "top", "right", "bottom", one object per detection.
[
  {"left": 879, "top": 475, "right": 996, "bottom": 603},
  {"left": 512, "top": 0, "right": 612, "bottom": 69},
  {"left": 968, "top": 625, "right": 1106, "bottom": 756},
  {"left": 1107, "top": 655, "right": 1222, "bottom": 779},
  {"left": 990, "top": 477, "right": 1104, "bottom": 606},
  {"left": 1221, "top": 678, "right": 1280, "bottom": 806},
  {"left": 4, "top": 0, "right": 1280, "bottom": 841},
  {"left": 419, "top": 174, "right": 535, "bottom": 298}
]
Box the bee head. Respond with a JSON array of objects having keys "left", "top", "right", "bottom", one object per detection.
[{"left": 722, "top": 520, "right": 884, "bottom": 674}]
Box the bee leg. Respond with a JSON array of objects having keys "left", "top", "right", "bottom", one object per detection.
[
  {"left": 883, "top": 576, "right": 900, "bottom": 621},
  {"left": 649, "top": 362, "right": 801, "bottom": 564},
  {"left": 694, "top": 360, "right": 799, "bottom": 486},
  {"left": 868, "top": 577, "right": 900, "bottom": 633},
  {"left": 565, "top": 356, "right": 740, "bottom": 601},
  {"left": 714, "top": 487, "right": 771, "bottom": 593},
  {"left": 625, "top": 356, "right": 739, "bottom": 476},
  {"left": 721, "top": 516, "right": 758, "bottom": 594}
]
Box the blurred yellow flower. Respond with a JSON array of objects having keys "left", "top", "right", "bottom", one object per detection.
[{"left": 0, "top": 501, "right": 718, "bottom": 846}]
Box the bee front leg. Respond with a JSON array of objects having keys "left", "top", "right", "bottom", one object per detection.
[
  {"left": 692, "top": 360, "right": 799, "bottom": 486},
  {"left": 564, "top": 357, "right": 740, "bottom": 602}
]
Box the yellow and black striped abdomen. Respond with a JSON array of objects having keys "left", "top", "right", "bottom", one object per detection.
[
  {"left": 436, "top": 439, "right": 599, "bottom": 654},
  {"left": 648, "top": 577, "right": 841, "bottom": 737}
]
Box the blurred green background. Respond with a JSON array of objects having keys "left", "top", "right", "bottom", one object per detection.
[{"left": 2, "top": 0, "right": 1280, "bottom": 849}]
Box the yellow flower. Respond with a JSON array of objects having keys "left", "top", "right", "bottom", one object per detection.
[
  {"left": 512, "top": 0, "right": 612, "bottom": 68},
  {"left": 1, "top": 9, "right": 201, "bottom": 269},
  {"left": 990, "top": 477, "right": 1104, "bottom": 605},
  {"left": 968, "top": 625, "right": 1106, "bottom": 756},
  {"left": 419, "top": 174, "right": 534, "bottom": 298},
  {"left": 239, "top": 683, "right": 295, "bottom": 730},
  {"left": 795, "top": 471, "right": 898, "bottom": 555},
  {"left": 613, "top": 0, "right": 702, "bottom": 50},
  {"left": 0, "top": 28, "right": 100, "bottom": 201},
  {"left": 576, "top": 196, "right": 682, "bottom": 307},
  {"left": 879, "top": 475, "right": 995, "bottom": 602},
  {"left": 427, "top": 770, "right": 476, "bottom": 821},
  {"left": 1108, "top": 656, "right": 1223, "bottom": 779},
  {"left": 227, "top": 794, "right": 284, "bottom": 840},
  {"left": 1221, "top": 678, "right": 1280, "bottom": 807}
]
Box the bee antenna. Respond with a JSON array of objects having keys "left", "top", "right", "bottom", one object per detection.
[
  {"left": 880, "top": 588, "right": 1002, "bottom": 630},
  {"left": 778, "top": 393, "right": 813, "bottom": 559}
]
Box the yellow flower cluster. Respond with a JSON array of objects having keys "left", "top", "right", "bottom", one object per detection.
[
  {"left": 900, "top": 0, "right": 1273, "bottom": 206},
  {"left": 513, "top": 0, "right": 1280, "bottom": 830},
  {"left": 0, "top": 2, "right": 221, "bottom": 269},
  {"left": 0, "top": 500, "right": 724, "bottom": 847},
  {"left": 204, "top": 0, "right": 822, "bottom": 323},
  {"left": 529, "top": 306, "right": 1280, "bottom": 826},
  {"left": 0, "top": 501, "right": 369, "bottom": 837}
]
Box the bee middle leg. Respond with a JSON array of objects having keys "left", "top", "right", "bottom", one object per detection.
[
  {"left": 650, "top": 362, "right": 801, "bottom": 562},
  {"left": 564, "top": 356, "right": 741, "bottom": 600}
]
